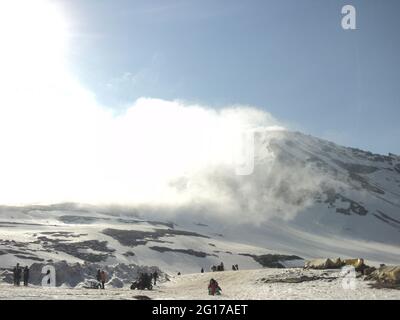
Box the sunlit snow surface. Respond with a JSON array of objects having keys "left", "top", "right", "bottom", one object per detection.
[{"left": 1, "top": 269, "right": 399, "bottom": 300}]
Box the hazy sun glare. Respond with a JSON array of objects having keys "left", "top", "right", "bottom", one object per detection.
[
  {"left": 0, "top": 0, "right": 68, "bottom": 87},
  {"left": 0, "top": 0, "right": 284, "bottom": 209}
]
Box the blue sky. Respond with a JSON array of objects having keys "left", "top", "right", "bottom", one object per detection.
[{"left": 60, "top": 0, "right": 400, "bottom": 154}]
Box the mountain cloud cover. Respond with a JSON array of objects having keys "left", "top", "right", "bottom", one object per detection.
[{"left": 0, "top": 1, "right": 329, "bottom": 222}]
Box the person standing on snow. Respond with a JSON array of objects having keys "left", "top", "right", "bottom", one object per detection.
[
  {"left": 23, "top": 266, "right": 29, "bottom": 286},
  {"left": 15, "top": 263, "right": 22, "bottom": 286},
  {"left": 13, "top": 266, "right": 17, "bottom": 286},
  {"left": 208, "top": 278, "right": 221, "bottom": 296},
  {"left": 152, "top": 271, "right": 158, "bottom": 285},
  {"left": 100, "top": 270, "right": 107, "bottom": 289}
]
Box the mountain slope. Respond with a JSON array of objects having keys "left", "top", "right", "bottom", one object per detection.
[{"left": 0, "top": 130, "right": 400, "bottom": 275}]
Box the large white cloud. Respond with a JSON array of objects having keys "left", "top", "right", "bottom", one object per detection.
[{"left": 0, "top": 0, "right": 326, "bottom": 224}]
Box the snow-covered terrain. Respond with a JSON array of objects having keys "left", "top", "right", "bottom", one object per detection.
[
  {"left": 1, "top": 268, "right": 399, "bottom": 300},
  {"left": 1, "top": 130, "right": 400, "bottom": 283}
]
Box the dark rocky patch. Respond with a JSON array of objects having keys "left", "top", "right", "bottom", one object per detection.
[
  {"left": 332, "top": 159, "right": 379, "bottom": 174},
  {"left": 39, "top": 231, "right": 88, "bottom": 238},
  {"left": 373, "top": 210, "right": 400, "bottom": 230},
  {"left": 149, "top": 246, "right": 216, "bottom": 258},
  {"left": 212, "top": 250, "right": 232, "bottom": 255},
  {"left": 240, "top": 253, "right": 303, "bottom": 268},
  {"left": 144, "top": 220, "right": 175, "bottom": 229},
  {"left": 0, "top": 221, "right": 49, "bottom": 227},
  {"left": 58, "top": 215, "right": 107, "bottom": 224},
  {"left": 376, "top": 210, "right": 400, "bottom": 225},
  {"left": 148, "top": 239, "right": 174, "bottom": 244},
  {"left": 348, "top": 147, "right": 394, "bottom": 163},
  {"left": 259, "top": 274, "right": 337, "bottom": 284},
  {"left": 123, "top": 251, "right": 135, "bottom": 257},
  {"left": 102, "top": 228, "right": 209, "bottom": 247},
  {"left": 115, "top": 218, "right": 174, "bottom": 229},
  {"left": 195, "top": 223, "right": 209, "bottom": 227},
  {"left": 0, "top": 239, "right": 29, "bottom": 250},
  {"left": 134, "top": 295, "right": 152, "bottom": 300},
  {"left": 0, "top": 239, "right": 45, "bottom": 261},
  {"left": 348, "top": 173, "right": 385, "bottom": 195},
  {"left": 35, "top": 237, "right": 115, "bottom": 262},
  {"left": 368, "top": 282, "right": 400, "bottom": 290},
  {"left": 323, "top": 188, "right": 368, "bottom": 216}
]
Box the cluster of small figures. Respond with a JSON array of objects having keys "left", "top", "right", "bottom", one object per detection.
[
  {"left": 207, "top": 262, "right": 239, "bottom": 272},
  {"left": 12, "top": 263, "right": 30, "bottom": 286},
  {"left": 130, "top": 271, "right": 159, "bottom": 291},
  {"left": 210, "top": 262, "right": 225, "bottom": 272}
]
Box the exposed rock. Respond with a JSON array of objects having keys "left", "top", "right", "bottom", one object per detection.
[
  {"left": 35, "top": 237, "right": 115, "bottom": 262},
  {"left": 102, "top": 228, "right": 209, "bottom": 247},
  {"left": 323, "top": 189, "right": 368, "bottom": 216},
  {"left": 58, "top": 215, "right": 107, "bottom": 224},
  {"left": 39, "top": 231, "right": 88, "bottom": 238},
  {"left": 149, "top": 246, "right": 215, "bottom": 258},
  {"left": 332, "top": 159, "right": 379, "bottom": 174},
  {"left": 134, "top": 295, "right": 152, "bottom": 300},
  {"left": 363, "top": 266, "right": 376, "bottom": 276},
  {"left": 260, "top": 274, "right": 337, "bottom": 284},
  {"left": 240, "top": 253, "right": 303, "bottom": 268}
]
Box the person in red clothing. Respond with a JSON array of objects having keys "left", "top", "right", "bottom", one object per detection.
[{"left": 208, "top": 278, "right": 221, "bottom": 296}]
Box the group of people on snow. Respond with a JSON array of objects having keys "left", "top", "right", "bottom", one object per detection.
[
  {"left": 130, "top": 271, "right": 159, "bottom": 290},
  {"left": 141, "top": 271, "right": 158, "bottom": 285},
  {"left": 205, "top": 262, "right": 239, "bottom": 273},
  {"left": 211, "top": 262, "right": 225, "bottom": 272},
  {"left": 10, "top": 261, "right": 225, "bottom": 295},
  {"left": 13, "top": 263, "right": 29, "bottom": 286}
]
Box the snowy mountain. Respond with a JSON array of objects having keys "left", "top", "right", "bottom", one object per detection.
[{"left": 1, "top": 130, "right": 400, "bottom": 279}]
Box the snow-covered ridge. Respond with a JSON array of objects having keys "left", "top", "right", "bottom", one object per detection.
[{"left": 0, "top": 130, "right": 400, "bottom": 274}]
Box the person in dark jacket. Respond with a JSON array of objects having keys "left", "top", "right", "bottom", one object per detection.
[
  {"left": 152, "top": 271, "right": 159, "bottom": 285},
  {"left": 96, "top": 269, "right": 101, "bottom": 282},
  {"left": 14, "top": 263, "right": 21, "bottom": 286},
  {"left": 13, "top": 266, "right": 17, "bottom": 286},
  {"left": 201, "top": 268, "right": 204, "bottom": 273},
  {"left": 23, "top": 266, "right": 29, "bottom": 286}
]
